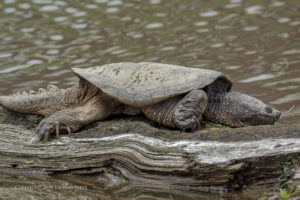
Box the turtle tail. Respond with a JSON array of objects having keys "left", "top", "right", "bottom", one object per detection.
[{"left": 0, "top": 85, "right": 80, "bottom": 116}]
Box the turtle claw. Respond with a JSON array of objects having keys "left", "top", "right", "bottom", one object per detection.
[
  {"left": 56, "top": 124, "right": 60, "bottom": 139},
  {"left": 44, "top": 132, "right": 49, "bottom": 142},
  {"left": 175, "top": 115, "right": 200, "bottom": 132},
  {"left": 36, "top": 118, "right": 74, "bottom": 141},
  {"left": 66, "top": 127, "right": 71, "bottom": 135},
  {"left": 36, "top": 119, "right": 58, "bottom": 141}
]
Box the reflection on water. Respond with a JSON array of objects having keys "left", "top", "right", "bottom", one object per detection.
[
  {"left": 0, "top": 0, "right": 300, "bottom": 199},
  {"left": 0, "top": 173, "right": 264, "bottom": 200}
]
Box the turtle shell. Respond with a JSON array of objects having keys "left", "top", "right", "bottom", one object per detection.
[{"left": 72, "top": 62, "right": 232, "bottom": 107}]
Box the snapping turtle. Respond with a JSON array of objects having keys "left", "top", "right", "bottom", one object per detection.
[{"left": 0, "top": 62, "right": 281, "bottom": 141}]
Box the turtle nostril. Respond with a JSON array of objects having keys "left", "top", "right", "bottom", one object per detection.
[{"left": 265, "top": 106, "right": 273, "bottom": 113}]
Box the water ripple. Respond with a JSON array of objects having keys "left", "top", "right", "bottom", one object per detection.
[
  {"left": 95, "top": 0, "right": 107, "bottom": 3},
  {"left": 40, "top": 5, "right": 59, "bottom": 12},
  {"left": 71, "top": 23, "right": 87, "bottom": 29},
  {"left": 86, "top": 4, "right": 98, "bottom": 9},
  {"left": 0, "top": 64, "right": 28, "bottom": 73},
  {"left": 54, "top": 16, "right": 67, "bottom": 22},
  {"left": 145, "top": 23, "right": 163, "bottom": 29},
  {"left": 108, "top": 0, "right": 122, "bottom": 6},
  {"left": 245, "top": 6, "right": 262, "bottom": 15},
  {"left": 46, "top": 49, "right": 59, "bottom": 55},
  {"left": 4, "top": 0, "right": 16, "bottom": 3},
  {"left": 65, "top": 7, "right": 78, "bottom": 13},
  {"left": 240, "top": 74, "right": 275, "bottom": 83},
  {"left": 21, "top": 28, "right": 35, "bottom": 33},
  {"left": 106, "top": 7, "right": 119, "bottom": 13},
  {"left": 4, "top": 8, "right": 16, "bottom": 13},
  {"left": 278, "top": 18, "right": 290, "bottom": 23},
  {"left": 150, "top": 0, "right": 160, "bottom": 4},
  {"left": 194, "top": 21, "right": 208, "bottom": 26},
  {"left": 33, "top": 0, "right": 52, "bottom": 4},
  {"left": 243, "top": 26, "right": 258, "bottom": 31},
  {"left": 18, "top": 3, "right": 31, "bottom": 9},
  {"left": 0, "top": 53, "right": 12, "bottom": 58},
  {"left": 200, "top": 11, "right": 219, "bottom": 17}
]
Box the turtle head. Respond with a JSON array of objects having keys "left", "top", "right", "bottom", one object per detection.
[
  {"left": 223, "top": 92, "right": 281, "bottom": 127},
  {"left": 204, "top": 91, "right": 281, "bottom": 127}
]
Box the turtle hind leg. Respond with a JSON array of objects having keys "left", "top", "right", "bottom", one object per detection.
[
  {"left": 142, "top": 90, "right": 207, "bottom": 132},
  {"left": 172, "top": 90, "right": 208, "bottom": 131},
  {"left": 36, "top": 92, "right": 120, "bottom": 141}
]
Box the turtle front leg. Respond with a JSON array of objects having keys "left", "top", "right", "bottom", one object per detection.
[
  {"left": 172, "top": 90, "right": 208, "bottom": 131},
  {"left": 142, "top": 90, "right": 207, "bottom": 132},
  {"left": 36, "top": 108, "right": 83, "bottom": 141}
]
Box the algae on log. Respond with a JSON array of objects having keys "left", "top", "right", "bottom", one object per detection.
[{"left": 0, "top": 106, "right": 300, "bottom": 195}]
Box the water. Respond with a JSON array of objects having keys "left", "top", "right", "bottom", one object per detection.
[{"left": 0, "top": 0, "right": 299, "bottom": 199}]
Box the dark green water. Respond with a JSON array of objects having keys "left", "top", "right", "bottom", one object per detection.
[{"left": 0, "top": 0, "right": 299, "bottom": 199}]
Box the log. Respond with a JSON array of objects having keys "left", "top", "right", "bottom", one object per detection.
[{"left": 0, "top": 106, "right": 300, "bottom": 199}]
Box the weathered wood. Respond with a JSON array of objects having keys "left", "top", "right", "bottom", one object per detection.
[{"left": 0, "top": 106, "right": 300, "bottom": 199}]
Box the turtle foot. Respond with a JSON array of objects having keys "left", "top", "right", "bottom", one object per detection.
[
  {"left": 36, "top": 118, "right": 72, "bottom": 141},
  {"left": 173, "top": 115, "right": 200, "bottom": 132},
  {"left": 172, "top": 90, "right": 208, "bottom": 132}
]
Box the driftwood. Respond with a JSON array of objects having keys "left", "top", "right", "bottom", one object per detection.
[{"left": 0, "top": 106, "right": 300, "bottom": 199}]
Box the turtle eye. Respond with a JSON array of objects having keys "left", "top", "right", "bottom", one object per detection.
[{"left": 265, "top": 106, "right": 273, "bottom": 113}]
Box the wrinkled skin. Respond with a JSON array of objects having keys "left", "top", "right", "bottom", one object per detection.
[{"left": 203, "top": 92, "right": 281, "bottom": 127}]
